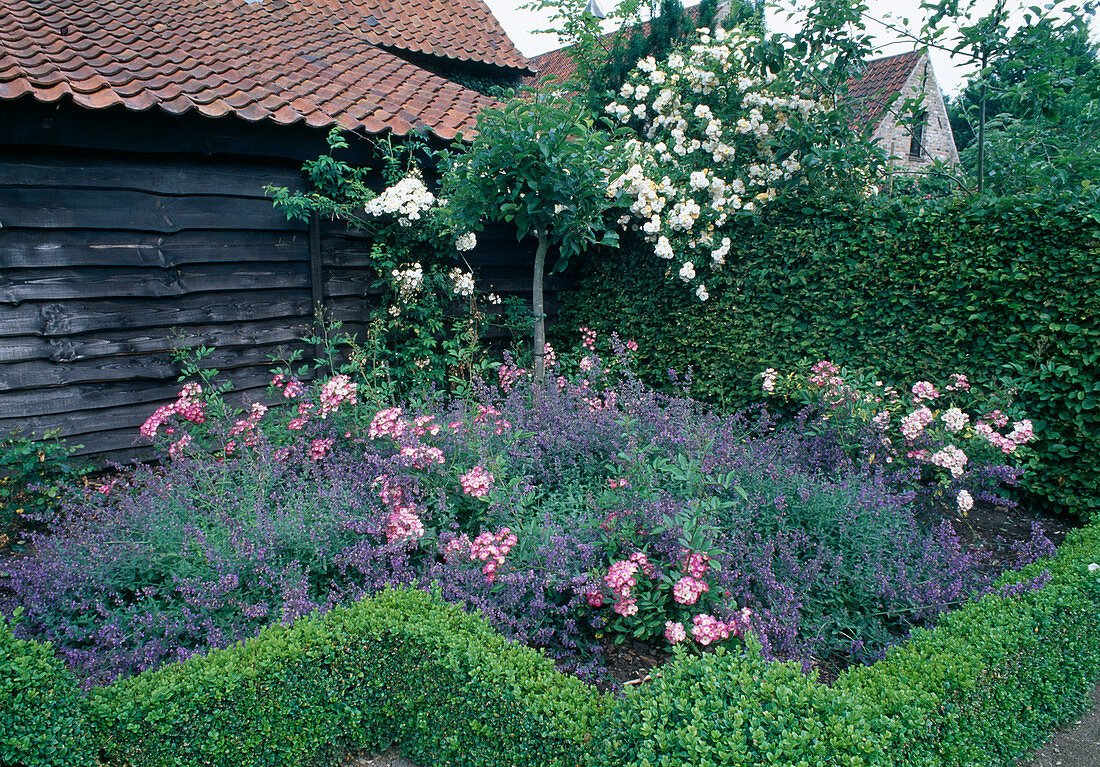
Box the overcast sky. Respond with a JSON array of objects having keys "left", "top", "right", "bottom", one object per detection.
[{"left": 483, "top": 0, "right": 1100, "bottom": 96}]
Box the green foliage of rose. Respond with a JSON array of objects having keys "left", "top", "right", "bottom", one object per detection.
[
  {"left": 0, "top": 431, "right": 85, "bottom": 535},
  {"left": 265, "top": 130, "right": 523, "bottom": 397}
]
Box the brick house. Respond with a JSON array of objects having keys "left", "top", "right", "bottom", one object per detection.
[{"left": 845, "top": 51, "right": 959, "bottom": 171}]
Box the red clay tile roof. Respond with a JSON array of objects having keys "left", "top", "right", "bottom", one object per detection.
[
  {"left": 526, "top": 45, "right": 580, "bottom": 86},
  {"left": 843, "top": 51, "right": 922, "bottom": 131},
  {"left": 290, "top": 0, "right": 531, "bottom": 72},
  {"left": 0, "top": 0, "right": 515, "bottom": 138}
]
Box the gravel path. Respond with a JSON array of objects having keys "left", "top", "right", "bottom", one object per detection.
[
  {"left": 343, "top": 681, "right": 1100, "bottom": 767},
  {"left": 344, "top": 750, "right": 418, "bottom": 767}
]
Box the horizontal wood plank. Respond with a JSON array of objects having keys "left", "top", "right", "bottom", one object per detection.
[
  {"left": 0, "top": 292, "right": 312, "bottom": 338},
  {"left": 0, "top": 229, "right": 308, "bottom": 269},
  {"left": 0, "top": 317, "right": 312, "bottom": 364},
  {"left": 0, "top": 367, "right": 287, "bottom": 419},
  {"left": 0, "top": 343, "right": 298, "bottom": 393},
  {"left": 0, "top": 188, "right": 303, "bottom": 232},
  {"left": 0, "top": 153, "right": 303, "bottom": 198},
  {"left": 0, "top": 382, "right": 275, "bottom": 443},
  {"left": 0, "top": 263, "right": 311, "bottom": 304}
]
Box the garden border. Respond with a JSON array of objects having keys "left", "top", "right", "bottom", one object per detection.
[{"left": 6, "top": 520, "right": 1099, "bottom": 767}]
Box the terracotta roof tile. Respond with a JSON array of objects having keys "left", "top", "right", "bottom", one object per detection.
[
  {"left": 276, "top": 0, "right": 531, "bottom": 73},
  {"left": 842, "top": 51, "right": 922, "bottom": 131},
  {"left": 0, "top": 0, "right": 505, "bottom": 137}
]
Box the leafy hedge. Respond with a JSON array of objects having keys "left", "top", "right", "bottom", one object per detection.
[
  {"left": 559, "top": 192, "right": 1100, "bottom": 517},
  {"left": 86, "top": 586, "right": 607, "bottom": 767},
  {"left": 600, "top": 519, "right": 1100, "bottom": 767},
  {"left": 0, "top": 614, "right": 93, "bottom": 767}
]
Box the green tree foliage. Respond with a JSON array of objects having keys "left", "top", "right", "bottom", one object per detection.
[
  {"left": 441, "top": 95, "right": 621, "bottom": 381},
  {"left": 896, "top": 0, "right": 1097, "bottom": 192},
  {"left": 946, "top": 10, "right": 1100, "bottom": 193}
]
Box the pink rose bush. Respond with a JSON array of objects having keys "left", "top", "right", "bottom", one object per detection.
[
  {"left": 588, "top": 547, "right": 749, "bottom": 650},
  {"left": 459, "top": 466, "right": 494, "bottom": 499},
  {"left": 140, "top": 382, "right": 206, "bottom": 439},
  {"left": 761, "top": 361, "right": 1039, "bottom": 512}
]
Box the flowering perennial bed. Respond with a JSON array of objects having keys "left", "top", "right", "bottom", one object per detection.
[
  {"left": 0, "top": 331, "right": 1097, "bottom": 767},
  {"left": 0, "top": 334, "right": 1058, "bottom": 690}
]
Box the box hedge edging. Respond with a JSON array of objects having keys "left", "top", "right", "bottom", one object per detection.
[
  {"left": 0, "top": 613, "right": 94, "bottom": 767},
  {"left": 85, "top": 586, "right": 608, "bottom": 767},
  {"left": 599, "top": 519, "right": 1100, "bottom": 767},
  {"left": 6, "top": 521, "right": 1098, "bottom": 767}
]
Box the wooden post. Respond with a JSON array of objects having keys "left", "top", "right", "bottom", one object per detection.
[{"left": 308, "top": 212, "right": 326, "bottom": 364}]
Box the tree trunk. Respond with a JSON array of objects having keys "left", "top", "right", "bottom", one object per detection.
[
  {"left": 532, "top": 229, "right": 549, "bottom": 385},
  {"left": 977, "top": 75, "right": 987, "bottom": 193}
]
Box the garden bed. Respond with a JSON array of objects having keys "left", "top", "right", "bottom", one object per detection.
[
  {"left": 2, "top": 341, "right": 1097, "bottom": 767},
  {"left": 593, "top": 496, "right": 1083, "bottom": 689}
]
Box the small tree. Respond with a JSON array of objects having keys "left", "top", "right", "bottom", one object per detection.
[{"left": 442, "top": 95, "right": 621, "bottom": 382}]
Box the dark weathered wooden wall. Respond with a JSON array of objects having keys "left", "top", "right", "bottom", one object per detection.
[
  {"left": 0, "top": 100, "right": 558, "bottom": 461},
  {"left": 0, "top": 147, "right": 314, "bottom": 459}
]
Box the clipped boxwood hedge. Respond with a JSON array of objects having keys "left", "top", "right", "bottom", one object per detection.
[
  {"left": 0, "top": 614, "right": 93, "bottom": 767},
  {"left": 86, "top": 586, "right": 607, "bottom": 767},
  {"left": 559, "top": 191, "right": 1100, "bottom": 518},
  {"left": 600, "top": 519, "right": 1100, "bottom": 767}
]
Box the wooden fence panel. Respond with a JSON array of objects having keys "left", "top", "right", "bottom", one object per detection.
[{"left": 0, "top": 148, "right": 311, "bottom": 458}]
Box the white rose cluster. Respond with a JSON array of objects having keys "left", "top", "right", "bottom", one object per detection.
[
  {"left": 391, "top": 263, "right": 424, "bottom": 303},
  {"left": 364, "top": 176, "right": 437, "bottom": 226},
  {"left": 449, "top": 267, "right": 475, "bottom": 297},
  {"left": 605, "top": 28, "right": 831, "bottom": 300},
  {"left": 455, "top": 232, "right": 477, "bottom": 252}
]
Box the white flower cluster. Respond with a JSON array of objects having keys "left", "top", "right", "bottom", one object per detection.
[
  {"left": 391, "top": 263, "right": 424, "bottom": 303},
  {"left": 605, "top": 28, "right": 830, "bottom": 300},
  {"left": 455, "top": 232, "right": 477, "bottom": 251},
  {"left": 449, "top": 267, "right": 475, "bottom": 297},
  {"left": 941, "top": 407, "right": 970, "bottom": 433},
  {"left": 364, "top": 176, "right": 437, "bottom": 226}
]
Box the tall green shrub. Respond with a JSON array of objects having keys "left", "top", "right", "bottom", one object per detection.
[{"left": 560, "top": 191, "right": 1100, "bottom": 516}]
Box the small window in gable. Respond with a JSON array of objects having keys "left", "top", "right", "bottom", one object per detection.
[{"left": 909, "top": 112, "right": 927, "bottom": 158}]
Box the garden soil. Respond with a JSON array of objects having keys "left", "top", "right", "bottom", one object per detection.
[{"left": 344, "top": 681, "right": 1100, "bottom": 767}]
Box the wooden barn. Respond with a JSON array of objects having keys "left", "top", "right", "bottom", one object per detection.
[{"left": 0, "top": 0, "right": 550, "bottom": 461}]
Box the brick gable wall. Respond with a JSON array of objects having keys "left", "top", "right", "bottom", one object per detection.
[{"left": 871, "top": 52, "right": 959, "bottom": 171}]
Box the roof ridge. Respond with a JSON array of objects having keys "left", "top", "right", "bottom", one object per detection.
[{"left": 861, "top": 49, "right": 923, "bottom": 65}]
